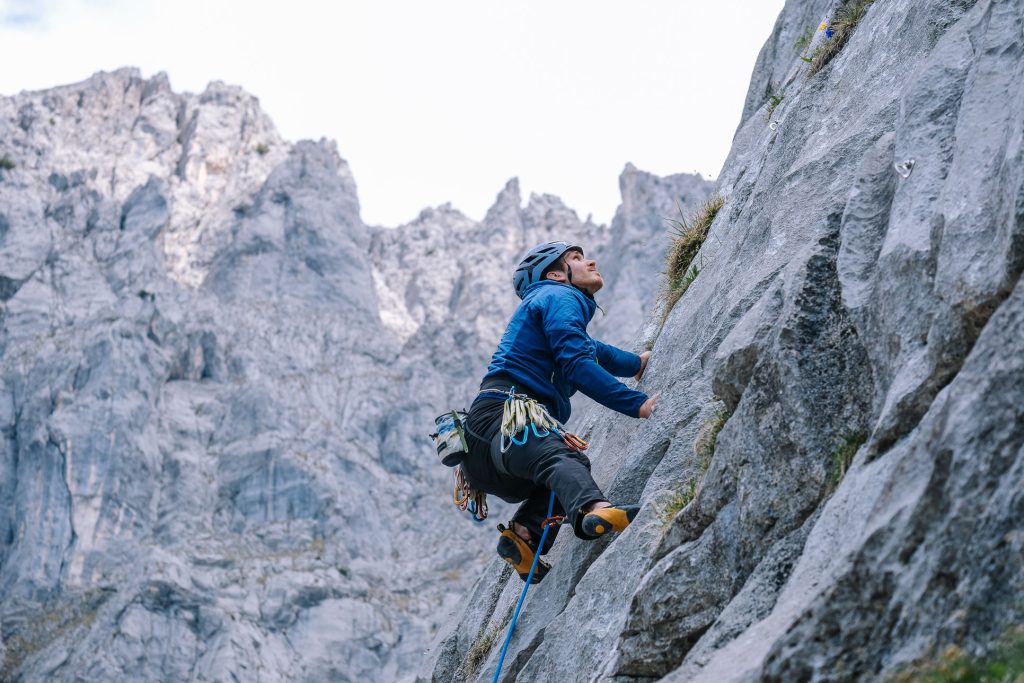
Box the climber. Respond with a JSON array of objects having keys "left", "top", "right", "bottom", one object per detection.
[{"left": 461, "top": 242, "right": 658, "bottom": 583}]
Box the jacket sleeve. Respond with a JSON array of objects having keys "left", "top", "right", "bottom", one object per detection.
[
  {"left": 594, "top": 340, "right": 642, "bottom": 378},
  {"left": 540, "top": 297, "right": 649, "bottom": 418}
]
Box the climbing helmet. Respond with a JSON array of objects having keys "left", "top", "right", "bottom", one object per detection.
[{"left": 512, "top": 241, "right": 583, "bottom": 300}]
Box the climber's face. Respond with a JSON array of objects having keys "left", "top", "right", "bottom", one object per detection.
[{"left": 546, "top": 249, "right": 604, "bottom": 295}]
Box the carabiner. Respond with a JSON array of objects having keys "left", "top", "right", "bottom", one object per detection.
[{"left": 510, "top": 428, "right": 529, "bottom": 446}]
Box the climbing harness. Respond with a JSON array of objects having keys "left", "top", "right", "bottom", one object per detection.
[
  {"left": 493, "top": 490, "right": 560, "bottom": 683},
  {"left": 453, "top": 465, "right": 488, "bottom": 522},
  {"left": 436, "top": 387, "right": 587, "bottom": 526},
  {"left": 480, "top": 387, "right": 589, "bottom": 454}
]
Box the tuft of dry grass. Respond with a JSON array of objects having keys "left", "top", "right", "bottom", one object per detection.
[
  {"left": 661, "top": 195, "right": 725, "bottom": 319},
  {"left": 694, "top": 406, "right": 731, "bottom": 471},
  {"left": 462, "top": 606, "right": 515, "bottom": 677},
  {"left": 660, "top": 404, "right": 732, "bottom": 530},
  {"left": 464, "top": 626, "right": 499, "bottom": 675},
  {"left": 660, "top": 479, "right": 698, "bottom": 526},
  {"left": 807, "top": 0, "right": 876, "bottom": 77}
]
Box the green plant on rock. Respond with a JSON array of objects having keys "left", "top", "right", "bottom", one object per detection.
[
  {"left": 794, "top": 25, "right": 815, "bottom": 53},
  {"left": 661, "top": 405, "right": 732, "bottom": 529},
  {"left": 679, "top": 258, "right": 703, "bottom": 294},
  {"left": 660, "top": 479, "right": 698, "bottom": 526},
  {"left": 661, "top": 195, "right": 725, "bottom": 320},
  {"left": 463, "top": 606, "right": 515, "bottom": 677},
  {"left": 766, "top": 92, "right": 784, "bottom": 120},
  {"left": 888, "top": 626, "right": 1024, "bottom": 683},
  {"left": 695, "top": 406, "right": 731, "bottom": 472},
  {"left": 829, "top": 431, "right": 866, "bottom": 490},
  {"left": 807, "top": 0, "right": 876, "bottom": 77},
  {"left": 0, "top": 157, "right": 15, "bottom": 170},
  {"left": 255, "top": 143, "right": 270, "bottom": 155}
]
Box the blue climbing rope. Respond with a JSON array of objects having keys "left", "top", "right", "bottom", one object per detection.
[{"left": 492, "top": 490, "right": 557, "bottom": 683}]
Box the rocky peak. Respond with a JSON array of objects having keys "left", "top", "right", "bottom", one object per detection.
[
  {"left": 1, "top": 62, "right": 718, "bottom": 682},
  {"left": 482, "top": 176, "right": 526, "bottom": 254},
  {"left": 1, "top": 67, "right": 288, "bottom": 289}
]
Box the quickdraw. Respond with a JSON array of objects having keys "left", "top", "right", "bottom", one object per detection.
[
  {"left": 453, "top": 465, "right": 487, "bottom": 522},
  {"left": 485, "top": 386, "right": 589, "bottom": 453}
]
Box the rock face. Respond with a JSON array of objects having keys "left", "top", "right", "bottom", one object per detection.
[
  {"left": 0, "top": 68, "right": 712, "bottom": 681},
  {"left": 419, "top": 0, "right": 1024, "bottom": 681}
]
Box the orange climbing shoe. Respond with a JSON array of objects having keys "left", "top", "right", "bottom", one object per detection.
[
  {"left": 581, "top": 504, "right": 640, "bottom": 538},
  {"left": 497, "top": 523, "right": 551, "bottom": 584}
]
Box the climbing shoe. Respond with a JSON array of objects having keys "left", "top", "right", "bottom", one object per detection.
[
  {"left": 497, "top": 523, "right": 550, "bottom": 584},
  {"left": 581, "top": 504, "right": 640, "bottom": 538}
]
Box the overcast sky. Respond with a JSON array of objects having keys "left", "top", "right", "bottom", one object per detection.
[{"left": 0, "top": 0, "right": 785, "bottom": 227}]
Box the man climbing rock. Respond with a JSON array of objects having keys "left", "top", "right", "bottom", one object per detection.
[{"left": 462, "top": 241, "right": 658, "bottom": 583}]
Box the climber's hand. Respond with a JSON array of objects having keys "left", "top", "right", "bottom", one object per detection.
[
  {"left": 634, "top": 351, "right": 652, "bottom": 381},
  {"left": 638, "top": 393, "right": 660, "bottom": 419}
]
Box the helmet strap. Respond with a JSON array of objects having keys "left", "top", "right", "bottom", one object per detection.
[{"left": 563, "top": 259, "right": 594, "bottom": 299}]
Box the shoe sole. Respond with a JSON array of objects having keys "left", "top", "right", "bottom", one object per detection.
[
  {"left": 581, "top": 506, "right": 638, "bottom": 537},
  {"left": 497, "top": 533, "right": 550, "bottom": 584}
]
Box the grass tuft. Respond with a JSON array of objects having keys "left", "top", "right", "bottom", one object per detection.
[
  {"left": 794, "top": 26, "right": 815, "bottom": 53},
  {"left": 661, "top": 404, "right": 732, "bottom": 530},
  {"left": 766, "top": 93, "right": 784, "bottom": 120},
  {"left": 807, "top": 0, "right": 876, "bottom": 77},
  {"left": 660, "top": 480, "right": 698, "bottom": 526},
  {"left": 889, "top": 626, "right": 1024, "bottom": 683},
  {"left": 255, "top": 143, "right": 270, "bottom": 155},
  {"left": 661, "top": 195, "right": 725, "bottom": 320},
  {"left": 464, "top": 626, "right": 499, "bottom": 675},
  {"left": 695, "top": 407, "right": 731, "bottom": 472},
  {"left": 829, "top": 431, "right": 866, "bottom": 490},
  {"left": 0, "top": 157, "right": 15, "bottom": 170},
  {"left": 463, "top": 606, "right": 515, "bottom": 676}
]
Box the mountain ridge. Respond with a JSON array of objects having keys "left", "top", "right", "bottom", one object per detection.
[{"left": 0, "top": 66, "right": 713, "bottom": 681}]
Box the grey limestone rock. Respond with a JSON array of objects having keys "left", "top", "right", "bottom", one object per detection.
[
  {"left": 7, "top": 0, "right": 1020, "bottom": 677},
  {"left": 421, "top": 0, "right": 1024, "bottom": 681},
  {"left": 0, "top": 68, "right": 705, "bottom": 681}
]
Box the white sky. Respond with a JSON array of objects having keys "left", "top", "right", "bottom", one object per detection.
[{"left": 0, "top": 0, "right": 784, "bottom": 227}]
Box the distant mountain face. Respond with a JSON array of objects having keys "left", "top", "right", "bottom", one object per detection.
[{"left": 0, "top": 68, "right": 713, "bottom": 682}]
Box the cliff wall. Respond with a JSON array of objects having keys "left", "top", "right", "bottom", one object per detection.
[
  {"left": 420, "top": 0, "right": 1024, "bottom": 680},
  {"left": 0, "top": 68, "right": 711, "bottom": 681}
]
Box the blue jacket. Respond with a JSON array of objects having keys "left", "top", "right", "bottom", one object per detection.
[{"left": 483, "top": 281, "right": 649, "bottom": 423}]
